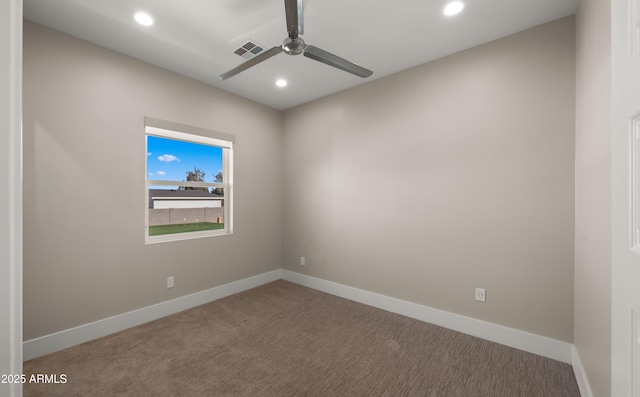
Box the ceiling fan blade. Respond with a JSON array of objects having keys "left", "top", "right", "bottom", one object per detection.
[
  {"left": 284, "top": 0, "right": 300, "bottom": 37},
  {"left": 304, "top": 45, "right": 373, "bottom": 78},
  {"left": 218, "top": 46, "right": 283, "bottom": 80}
]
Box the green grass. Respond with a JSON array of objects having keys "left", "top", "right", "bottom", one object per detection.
[{"left": 149, "top": 222, "right": 224, "bottom": 236}]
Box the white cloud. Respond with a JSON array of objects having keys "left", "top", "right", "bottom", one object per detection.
[
  {"left": 156, "top": 171, "right": 166, "bottom": 176},
  {"left": 148, "top": 172, "right": 153, "bottom": 176},
  {"left": 157, "top": 154, "right": 180, "bottom": 162},
  {"left": 147, "top": 152, "right": 152, "bottom": 156}
]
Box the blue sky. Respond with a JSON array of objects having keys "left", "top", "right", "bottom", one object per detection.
[{"left": 147, "top": 136, "right": 223, "bottom": 183}]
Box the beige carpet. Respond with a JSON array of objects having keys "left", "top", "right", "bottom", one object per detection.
[{"left": 24, "top": 280, "right": 580, "bottom": 396}]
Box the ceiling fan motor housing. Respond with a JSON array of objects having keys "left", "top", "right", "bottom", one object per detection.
[{"left": 283, "top": 37, "right": 306, "bottom": 55}]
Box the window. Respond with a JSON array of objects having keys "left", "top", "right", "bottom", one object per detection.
[{"left": 145, "top": 117, "right": 233, "bottom": 243}]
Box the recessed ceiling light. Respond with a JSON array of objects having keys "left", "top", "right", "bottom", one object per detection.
[
  {"left": 276, "top": 79, "right": 287, "bottom": 87},
  {"left": 134, "top": 12, "right": 154, "bottom": 26},
  {"left": 443, "top": 1, "right": 464, "bottom": 16}
]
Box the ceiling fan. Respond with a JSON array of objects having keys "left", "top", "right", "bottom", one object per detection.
[{"left": 219, "top": 0, "right": 373, "bottom": 80}]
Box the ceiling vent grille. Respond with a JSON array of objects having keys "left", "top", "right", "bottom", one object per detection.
[{"left": 233, "top": 40, "right": 266, "bottom": 60}]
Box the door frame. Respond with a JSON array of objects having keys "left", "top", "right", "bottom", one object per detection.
[{"left": 1, "top": 1, "right": 23, "bottom": 396}]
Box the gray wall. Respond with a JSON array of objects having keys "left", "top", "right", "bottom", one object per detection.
[
  {"left": 575, "top": 0, "right": 612, "bottom": 396},
  {"left": 22, "top": 21, "right": 283, "bottom": 340},
  {"left": 282, "top": 17, "right": 576, "bottom": 342}
]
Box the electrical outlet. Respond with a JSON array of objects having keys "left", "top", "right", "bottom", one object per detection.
[
  {"left": 167, "top": 276, "right": 174, "bottom": 288},
  {"left": 475, "top": 288, "right": 486, "bottom": 302},
  {"left": 300, "top": 256, "right": 306, "bottom": 266}
]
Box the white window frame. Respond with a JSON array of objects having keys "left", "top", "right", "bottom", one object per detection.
[{"left": 144, "top": 117, "right": 234, "bottom": 244}]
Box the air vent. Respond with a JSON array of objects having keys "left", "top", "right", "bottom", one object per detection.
[{"left": 233, "top": 40, "right": 266, "bottom": 60}]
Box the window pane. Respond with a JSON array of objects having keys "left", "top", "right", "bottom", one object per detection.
[
  {"left": 147, "top": 135, "right": 223, "bottom": 183},
  {"left": 148, "top": 186, "right": 224, "bottom": 236}
]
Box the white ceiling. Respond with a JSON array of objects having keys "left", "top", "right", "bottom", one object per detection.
[{"left": 23, "top": 0, "right": 579, "bottom": 110}]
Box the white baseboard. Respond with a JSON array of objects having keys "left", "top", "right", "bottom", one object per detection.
[
  {"left": 572, "top": 346, "right": 594, "bottom": 397},
  {"left": 282, "top": 270, "right": 574, "bottom": 364},
  {"left": 24, "top": 268, "right": 578, "bottom": 372},
  {"left": 23, "top": 269, "right": 283, "bottom": 361}
]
